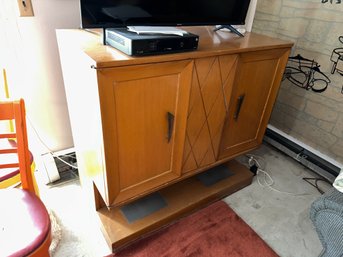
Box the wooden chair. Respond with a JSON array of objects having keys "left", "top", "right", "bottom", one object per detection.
[
  {"left": 0, "top": 99, "right": 51, "bottom": 257},
  {"left": 0, "top": 139, "right": 36, "bottom": 189},
  {"left": 0, "top": 68, "right": 36, "bottom": 189}
]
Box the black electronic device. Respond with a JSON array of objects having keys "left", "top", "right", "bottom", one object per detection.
[
  {"left": 105, "top": 28, "right": 199, "bottom": 56},
  {"left": 80, "top": 0, "right": 251, "bottom": 29}
]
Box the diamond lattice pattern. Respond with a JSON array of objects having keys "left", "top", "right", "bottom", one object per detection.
[{"left": 182, "top": 55, "right": 237, "bottom": 173}]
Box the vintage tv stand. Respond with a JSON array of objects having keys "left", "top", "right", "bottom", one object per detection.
[{"left": 57, "top": 27, "right": 292, "bottom": 251}]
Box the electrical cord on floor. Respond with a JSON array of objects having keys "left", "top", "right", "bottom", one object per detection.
[
  {"left": 27, "top": 116, "right": 78, "bottom": 169},
  {"left": 302, "top": 177, "right": 332, "bottom": 195},
  {"left": 246, "top": 154, "right": 313, "bottom": 196}
]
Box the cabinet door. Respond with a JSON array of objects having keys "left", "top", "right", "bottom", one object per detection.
[
  {"left": 97, "top": 60, "right": 193, "bottom": 206},
  {"left": 219, "top": 49, "right": 290, "bottom": 158}
]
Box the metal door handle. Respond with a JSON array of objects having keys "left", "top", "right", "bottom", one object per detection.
[
  {"left": 167, "top": 112, "right": 174, "bottom": 143},
  {"left": 234, "top": 94, "right": 245, "bottom": 120}
]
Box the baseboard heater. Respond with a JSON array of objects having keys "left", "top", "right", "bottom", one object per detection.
[{"left": 264, "top": 126, "right": 342, "bottom": 182}]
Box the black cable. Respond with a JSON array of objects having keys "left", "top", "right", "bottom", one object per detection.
[{"left": 302, "top": 177, "right": 331, "bottom": 194}]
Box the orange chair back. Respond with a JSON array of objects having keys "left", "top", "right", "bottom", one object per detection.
[{"left": 0, "top": 99, "right": 36, "bottom": 194}]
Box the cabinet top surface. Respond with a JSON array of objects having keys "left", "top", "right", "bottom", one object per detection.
[{"left": 56, "top": 26, "right": 293, "bottom": 68}]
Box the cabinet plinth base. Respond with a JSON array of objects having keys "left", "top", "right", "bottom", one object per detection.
[{"left": 96, "top": 160, "right": 253, "bottom": 252}]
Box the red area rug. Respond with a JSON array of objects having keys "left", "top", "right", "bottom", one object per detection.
[{"left": 112, "top": 201, "right": 278, "bottom": 257}]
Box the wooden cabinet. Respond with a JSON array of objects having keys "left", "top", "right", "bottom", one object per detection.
[
  {"left": 57, "top": 27, "right": 292, "bottom": 209},
  {"left": 97, "top": 61, "right": 193, "bottom": 205}
]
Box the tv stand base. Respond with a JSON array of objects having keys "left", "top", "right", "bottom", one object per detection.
[
  {"left": 96, "top": 160, "right": 253, "bottom": 252},
  {"left": 214, "top": 25, "right": 244, "bottom": 37}
]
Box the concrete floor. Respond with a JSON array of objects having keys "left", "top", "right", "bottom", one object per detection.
[
  {"left": 40, "top": 143, "right": 328, "bottom": 257},
  {"left": 224, "top": 144, "right": 326, "bottom": 257},
  {"left": 38, "top": 178, "right": 110, "bottom": 257}
]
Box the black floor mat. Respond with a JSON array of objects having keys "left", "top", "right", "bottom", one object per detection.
[
  {"left": 120, "top": 192, "right": 167, "bottom": 223},
  {"left": 196, "top": 165, "right": 234, "bottom": 186}
]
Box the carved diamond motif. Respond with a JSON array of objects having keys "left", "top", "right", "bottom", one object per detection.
[{"left": 182, "top": 55, "right": 237, "bottom": 173}]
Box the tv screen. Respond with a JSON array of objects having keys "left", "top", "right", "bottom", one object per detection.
[{"left": 80, "top": 0, "right": 251, "bottom": 28}]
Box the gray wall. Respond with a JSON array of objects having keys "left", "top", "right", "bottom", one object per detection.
[{"left": 252, "top": 0, "right": 343, "bottom": 164}]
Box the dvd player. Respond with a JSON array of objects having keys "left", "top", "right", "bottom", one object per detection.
[{"left": 105, "top": 28, "right": 199, "bottom": 56}]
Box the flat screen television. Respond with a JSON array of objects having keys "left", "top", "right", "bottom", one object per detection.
[{"left": 80, "top": 0, "right": 251, "bottom": 29}]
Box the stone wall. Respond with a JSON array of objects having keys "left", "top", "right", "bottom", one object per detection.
[{"left": 252, "top": 0, "right": 343, "bottom": 164}]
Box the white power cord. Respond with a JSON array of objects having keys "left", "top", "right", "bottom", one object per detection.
[
  {"left": 246, "top": 154, "right": 312, "bottom": 196},
  {"left": 27, "top": 116, "right": 78, "bottom": 169}
]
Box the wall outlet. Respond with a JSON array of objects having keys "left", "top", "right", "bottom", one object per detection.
[{"left": 17, "top": 0, "right": 34, "bottom": 17}]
